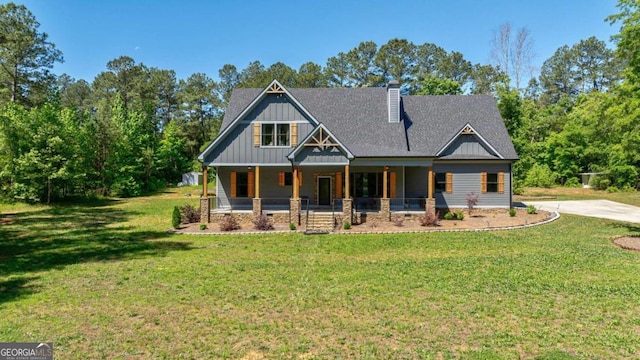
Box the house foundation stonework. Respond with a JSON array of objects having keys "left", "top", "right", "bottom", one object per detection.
[
  {"left": 290, "top": 198, "right": 302, "bottom": 225},
  {"left": 200, "top": 197, "right": 210, "bottom": 223},
  {"left": 198, "top": 79, "right": 518, "bottom": 225},
  {"left": 252, "top": 198, "right": 262, "bottom": 217},
  {"left": 380, "top": 198, "right": 391, "bottom": 222},
  {"left": 342, "top": 198, "right": 353, "bottom": 224}
]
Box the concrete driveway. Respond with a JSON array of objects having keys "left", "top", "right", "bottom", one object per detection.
[{"left": 525, "top": 200, "right": 640, "bottom": 224}]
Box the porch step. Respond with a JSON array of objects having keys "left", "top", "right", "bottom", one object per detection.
[{"left": 306, "top": 212, "right": 335, "bottom": 232}]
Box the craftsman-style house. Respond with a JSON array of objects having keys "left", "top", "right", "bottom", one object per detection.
[{"left": 198, "top": 79, "right": 518, "bottom": 225}]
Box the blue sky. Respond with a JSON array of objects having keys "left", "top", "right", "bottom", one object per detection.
[{"left": 17, "top": 0, "right": 620, "bottom": 83}]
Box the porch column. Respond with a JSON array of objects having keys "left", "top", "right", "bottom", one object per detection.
[
  {"left": 427, "top": 166, "right": 433, "bottom": 200},
  {"left": 342, "top": 164, "right": 352, "bottom": 224},
  {"left": 252, "top": 165, "right": 262, "bottom": 216},
  {"left": 290, "top": 165, "right": 301, "bottom": 224},
  {"left": 383, "top": 166, "right": 388, "bottom": 199},
  {"left": 344, "top": 164, "right": 350, "bottom": 199},
  {"left": 202, "top": 165, "right": 208, "bottom": 197},
  {"left": 381, "top": 166, "right": 390, "bottom": 221},
  {"left": 255, "top": 165, "right": 260, "bottom": 198},
  {"left": 200, "top": 165, "right": 210, "bottom": 223},
  {"left": 293, "top": 166, "right": 299, "bottom": 199},
  {"left": 427, "top": 166, "right": 435, "bottom": 212}
]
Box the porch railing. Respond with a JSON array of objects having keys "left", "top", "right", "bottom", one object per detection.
[
  {"left": 209, "top": 197, "right": 294, "bottom": 212},
  {"left": 261, "top": 198, "right": 291, "bottom": 210},
  {"left": 390, "top": 198, "right": 426, "bottom": 211},
  {"left": 354, "top": 197, "right": 381, "bottom": 211},
  {"left": 209, "top": 197, "right": 253, "bottom": 211}
]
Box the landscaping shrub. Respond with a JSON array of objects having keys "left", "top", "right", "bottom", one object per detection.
[
  {"left": 219, "top": 214, "right": 241, "bottom": 231},
  {"left": 252, "top": 214, "right": 274, "bottom": 230},
  {"left": 180, "top": 204, "right": 200, "bottom": 223},
  {"left": 466, "top": 192, "right": 479, "bottom": 214},
  {"left": 289, "top": 222, "right": 296, "bottom": 230},
  {"left": 199, "top": 224, "right": 207, "bottom": 230},
  {"left": 589, "top": 175, "right": 610, "bottom": 190},
  {"left": 392, "top": 216, "right": 404, "bottom": 227},
  {"left": 526, "top": 205, "right": 537, "bottom": 214},
  {"left": 564, "top": 177, "right": 581, "bottom": 188},
  {"left": 420, "top": 208, "right": 439, "bottom": 226},
  {"left": 444, "top": 211, "right": 454, "bottom": 220},
  {"left": 509, "top": 208, "right": 516, "bottom": 217},
  {"left": 171, "top": 206, "right": 181, "bottom": 229},
  {"left": 343, "top": 221, "right": 351, "bottom": 230},
  {"left": 454, "top": 210, "right": 465, "bottom": 220}
]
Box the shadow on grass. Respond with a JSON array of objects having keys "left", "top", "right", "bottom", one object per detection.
[
  {"left": 0, "top": 201, "right": 193, "bottom": 304},
  {"left": 610, "top": 222, "right": 640, "bottom": 234}
]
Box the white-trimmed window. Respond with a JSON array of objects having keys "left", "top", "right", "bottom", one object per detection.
[{"left": 262, "top": 123, "right": 290, "bottom": 147}]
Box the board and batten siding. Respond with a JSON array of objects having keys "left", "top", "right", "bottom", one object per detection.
[
  {"left": 440, "top": 134, "right": 497, "bottom": 158},
  {"left": 294, "top": 146, "right": 349, "bottom": 165},
  {"left": 244, "top": 94, "right": 307, "bottom": 122},
  {"left": 204, "top": 94, "right": 315, "bottom": 165},
  {"left": 433, "top": 162, "right": 511, "bottom": 208}
]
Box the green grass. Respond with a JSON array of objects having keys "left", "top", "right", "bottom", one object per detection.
[
  {"left": 1, "top": 188, "right": 640, "bottom": 358},
  {"left": 520, "top": 186, "right": 640, "bottom": 207}
]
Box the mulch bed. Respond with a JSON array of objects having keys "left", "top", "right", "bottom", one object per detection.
[
  {"left": 613, "top": 236, "right": 640, "bottom": 252},
  {"left": 172, "top": 208, "right": 556, "bottom": 235}
]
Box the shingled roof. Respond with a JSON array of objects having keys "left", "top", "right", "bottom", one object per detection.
[{"left": 218, "top": 84, "right": 518, "bottom": 160}]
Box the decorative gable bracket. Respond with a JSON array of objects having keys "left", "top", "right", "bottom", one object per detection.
[
  {"left": 287, "top": 123, "right": 354, "bottom": 164},
  {"left": 461, "top": 124, "right": 475, "bottom": 135},
  {"left": 266, "top": 82, "right": 285, "bottom": 93},
  {"left": 304, "top": 127, "right": 340, "bottom": 151}
]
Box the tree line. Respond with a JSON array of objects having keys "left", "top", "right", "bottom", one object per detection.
[{"left": 0, "top": 1, "right": 638, "bottom": 203}]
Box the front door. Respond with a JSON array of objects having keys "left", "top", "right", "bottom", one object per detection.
[{"left": 318, "top": 177, "right": 332, "bottom": 206}]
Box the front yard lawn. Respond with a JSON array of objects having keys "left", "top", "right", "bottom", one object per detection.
[{"left": 1, "top": 188, "right": 639, "bottom": 359}]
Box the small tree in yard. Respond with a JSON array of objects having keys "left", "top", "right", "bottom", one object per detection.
[
  {"left": 171, "top": 206, "right": 181, "bottom": 229},
  {"left": 466, "top": 192, "right": 479, "bottom": 215}
]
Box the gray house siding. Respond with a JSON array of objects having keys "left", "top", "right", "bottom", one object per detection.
[
  {"left": 204, "top": 95, "right": 316, "bottom": 165},
  {"left": 244, "top": 94, "right": 308, "bottom": 122},
  {"left": 217, "top": 166, "right": 301, "bottom": 208},
  {"left": 405, "top": 166, "right": 428, "bottom": 198},
  {"left": 441, "top": 134, "right": 496, "bottom": 158},
  {"left": 295, "top": 146, "right": 349, "bottom": 165},
  {"left": 433, "top": 162, "right": 512, "bottom": 208}
]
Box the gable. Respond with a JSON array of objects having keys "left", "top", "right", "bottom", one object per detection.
[
  {"left": 288, "top": 124, "right": 353, "bottom": 165},
  {"left": 436, "top": 123, "right": 504, "bottom": 160},
  {"left": 439, "top": 134, "right": 499, "bottom": 159},
  {"left": 199, "top": 80, "right": 320, "bottom": 164},
  {"left": 244, "top": 94, "right": 312, "bottom": 123}
]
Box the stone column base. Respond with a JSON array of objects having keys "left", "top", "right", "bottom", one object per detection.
[
  {"left": 252, "top": 198, "right": 262, "bottom": 217},
  {"left": 290, "top": 198, "right": 301, "bottom": 225},
  {"left": 342, "top": 198, "right": 353, "bottom": 225},
  {"left": 200, "top": 197, "right": 210, "bottom": 223},
  {"left": 426, "top": 198, "right": 436, "bottom": 212},
  {"left": 380, "top": 198, "right": 391, "bottom": 222}
]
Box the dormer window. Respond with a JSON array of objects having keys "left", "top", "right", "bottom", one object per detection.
[{"left": 261, "top": 123, "right": 290, "bottom": 147}]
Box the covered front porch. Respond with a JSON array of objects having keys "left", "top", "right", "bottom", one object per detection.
[{"left": 199, "top": 163, "right": 438, "bottom": 225}]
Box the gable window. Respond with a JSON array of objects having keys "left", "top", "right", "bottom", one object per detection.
[{"left": 261, "top": 123, "right": 290, "bottom": 147}]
